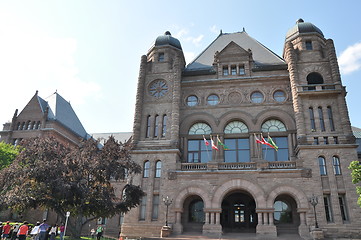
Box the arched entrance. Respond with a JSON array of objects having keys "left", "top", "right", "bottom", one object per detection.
[
  {"left": 273, "top": 194, "right": 300, "bottom": 234},
  {"left": 221, "top": 191, "right": 257, "bottom": 233},
  {"left": 182, "top": 195, "right": 204, "bottom": 233}
]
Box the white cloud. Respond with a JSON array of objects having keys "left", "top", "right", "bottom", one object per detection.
[
  {"left": 339, "top": 42, "right": 361, "bottom": 75},
  {"left": 184, "top": 51, "right": 196, "bottom": 65},
  {"left": 0, "top": 11, "right": 101, "bottom": 123},
  {"left": 210, "top": 25, "right": 219, "bottom": 34}
]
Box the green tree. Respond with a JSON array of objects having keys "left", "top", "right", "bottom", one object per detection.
[
  {"left": 0, "top": 136, "right": 143, "bottom": 238},
  {"left": 0, "top": 141, "right": 21, "bottom": 170},
  {"left": 349, "top": 160, "right": 361, "bottom": 206}
]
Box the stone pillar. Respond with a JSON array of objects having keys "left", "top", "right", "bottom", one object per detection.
[
  {"left": 202, "top": 209, "right": 222, "bottom": 236},
  {"left": 256, "top": 209, "right": 277, "bottom": 238},
  {"left": 173, "top": 210, "right": 183, "bottom": 234},
  {"left": 298, "top": 209, "right": 311, "bottom": 239},
  {"left": 170, "top": 55, "right": 182, "bottom": 147}
]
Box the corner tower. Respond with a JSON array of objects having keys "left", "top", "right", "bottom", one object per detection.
[
  {"left": 132, "top": 31, "right": 185, "bottom": 148},
  {"left": 283, "top": 18, "right": 353, "bottom": 144}
]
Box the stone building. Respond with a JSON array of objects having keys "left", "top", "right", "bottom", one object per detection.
[
  {"left": 119, "top": 19, "right": 361, "bottom": 239},
  {"left": 0, "top": 91, "right": 90, "bottom": 222}
]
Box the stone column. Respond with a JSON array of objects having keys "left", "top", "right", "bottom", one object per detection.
[
  {"left": 170, "top": 55, "right": 182, "bottom": 148},
  {"left": 173, "top": 210, "right": 183, "bottom": 234},
  {"left": 256, "top": 209, "right": 277, "bottom": 238}
]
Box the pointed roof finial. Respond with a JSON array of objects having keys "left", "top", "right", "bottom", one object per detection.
[
  {"left": 243, "top": 27, "right": 246, "bottom": 32},
  {"left": 220, "top": 29, "right": 223, "bottom": 35}
]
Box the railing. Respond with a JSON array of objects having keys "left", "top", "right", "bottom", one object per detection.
[
  {"left": 299, "top": 84, "right": 339, "bottom": 92},
  {"left": 268, "top": 161, "right": 296, "bottom": 169},
  {"left": 181, "top": 163, "right": 208, "bottom": 171},
  {"left": 180, "top": 161, "right": 297, "bottom": 171},
  {"left": 218, "top": 162, "right": 257, "bottom": 170}
]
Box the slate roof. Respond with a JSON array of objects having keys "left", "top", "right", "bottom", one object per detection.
[
  {"left": 185, "top": 31, "right": 285, "bottom": 73},
  {"left": 91, "top": 132, "right": 133, "bottom": 144},
  {"left": 40, "top": 92, "right": 90, "bottom": 139}
]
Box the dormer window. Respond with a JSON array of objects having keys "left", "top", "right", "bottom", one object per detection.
[
  {"left": 223, "top": 66, "right": 229, "bottom": 76},
  {"left": 158, "top": 53, "right": 164, "bottom": 62},
  {"left": 239, "top": 65, "right": 245, "bottom": 75},
  {"left": 306, "top": 41, "right": 313, "bottom": 50},
  {"left": 231, "top": 65, "right": 237, "bottom": 75}
]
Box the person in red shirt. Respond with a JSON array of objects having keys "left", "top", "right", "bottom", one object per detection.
[
  {"left": 2, "top": 222, "right": 11, "bottom": 239},
  {"left": 17, "top": 222, "right": 29, "bottom": 240}
]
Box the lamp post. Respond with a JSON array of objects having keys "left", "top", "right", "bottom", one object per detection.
[
  {"left": 310, "top": 195, "right": 319, "bottom": 228},
  {"left": 162, "top": 196, "right": 173, "bottom": 227}
]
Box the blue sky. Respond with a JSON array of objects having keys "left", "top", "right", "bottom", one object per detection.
[{"left": 1, "top": 1, "right": 361, "bottom": 133}]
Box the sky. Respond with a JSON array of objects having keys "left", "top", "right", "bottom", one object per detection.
[{"left": 1, "top": 0, "right": 361, "bottom": 134}]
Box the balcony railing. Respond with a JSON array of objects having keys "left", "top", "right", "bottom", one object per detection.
[
  {"left": 298, "top": 83, "right": 342, "bottom": 92},
  {"left": 180, "top": 161, "right": 297, "bottom": 171}
]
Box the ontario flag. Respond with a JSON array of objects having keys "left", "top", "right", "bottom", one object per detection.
[
  {"left": 217, "top": 135, "right": 229, "bottom": 150},
  {"left": 203, "top": 135, "right": 210, "bottom": 146},
  {"left": 210, "top": 136, "right": 219, "bottom": 151},
  {"left": 255, "top": 134, "right": 277, "bottom": 150}
]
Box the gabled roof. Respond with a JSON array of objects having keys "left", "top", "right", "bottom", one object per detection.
[
  {"left": 42, "top": 92, "right": 89, "bottom": 139},
  {"left": 185, "top": 31, "right": 285, "bottom": 72}
]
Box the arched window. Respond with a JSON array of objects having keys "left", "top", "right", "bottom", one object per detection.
[
  {"left": 162, "top": 115, "right": 167, "bottom": 137},
  {"left": 189, "top": 123, "right": 212, "bottom": 135},
  {"left": 274, "top": 200, "right": 292, "bottom": 224},
  {"left": 189, "top": 199, "right": 204, "bottom": 223},
  {"left": 31, "top": 121, "right": 36, "bottom": 129},
  {"left": 333, "top": 156, "right": 341, "bottom": 175},
  {"left": 154, "top": 115, "right": 159, "bottom": 137},
  {"left": 146, "top": 115, "right": 151, "bottom": 138},
  {"left": 224, "top": 121, "right": 248, "bottom": 134},
  {"left": 327, "top": 106, "right": 335, "bottom": 131},
  {"left": 318, "top": 156, "right": 327, "bottom": 176},
  {"left": 16, "top": 122, "right": 21, "bottom": 130},
  {"left": 36, "top": 121, "right": 41, "bottom": 129},
  {"left": 261, "top": 119, "right": 286, "bottom": 132},
  {"left": 155, "top": 161, "right": 162, "bottom": 178},
  {"left": 251, "top": 91, "right": 264, "bottom": 103},
  {"left": 307, "top": 72, "right": 324, "bottom": 85},
  {"left": 21, "top": 122, "right": 26, "bottom": 130},
  {"left": 318, "top": 107, "right": 325, "bottom": 131},
  {"left": 261, "top": 120, "right": 288, "bottom": 161},
  {"left": 143, "top": 161, "right": 150, "bottom": 178},
  {"left": 26, "top": 121, "right": 31, "bottom": 130},
  {"left": 309, "top": 107, "right": 316, "bottom": 131}
]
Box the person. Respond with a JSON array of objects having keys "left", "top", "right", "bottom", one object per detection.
[
  {"left": 2, "top": 222, "right": 11, "bottom": 240},
  {"left": 48, "top": 225, "right": 57, "bottom": 240},
  {"left": 96, "top": 225, "right": 103, "bottom": 240},
  {"left": 59, "top": 223, "right": 65, "bottom": 240},
  {"left": 90, "top": 229, "right": 95, "bottom": 238},
  {"left": 37, "top": 220, "right": 49, "bottom": 240},
  {"left": 17, "top": 222, "right": 29, "bottom": 240},
  {"left": 30, "top": 222, "right": 40, "bottom": 240},
  {"left": 10, "top": 224, "right": 19, "bottom": 240}
]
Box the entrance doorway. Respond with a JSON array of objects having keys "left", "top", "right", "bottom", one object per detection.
[
  {"left": 221, "top": 191, "right": 257, "bottom": 232},
  {"left": 182, "top": 195, "right": 204, "bottom": 232}
]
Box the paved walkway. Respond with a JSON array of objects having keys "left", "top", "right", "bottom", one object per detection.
[{"left": 146, "top": 232, "right": 304, "bottom": 240}]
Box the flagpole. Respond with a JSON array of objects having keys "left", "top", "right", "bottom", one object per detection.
[{"left": 203, "top": 135, "right": 211, "bottom": 162}]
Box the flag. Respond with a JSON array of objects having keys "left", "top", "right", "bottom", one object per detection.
[
  {"left": 255, "top": 134, "right": 275, "bottom": 149},
  {"left": 267, "top": 135, "right": 278, "bottom": 151},
  {"left": 203, "top": 135, "right": 209, "bottom": 146},
  {"left": 210, "top": 136, "right": 219, "bottom": 151},
  {"left": 217, "top": 135, "right": 229, "bottom": 150}
]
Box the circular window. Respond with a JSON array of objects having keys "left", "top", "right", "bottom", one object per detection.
[
  {"left": 207, "top": 94, "right": 219, "bottom": 105},
  {"left": 148, "top": 79, "right": 168, "bottom": 98},
  {"left": 187, "top": 95, "right": 198, "bottom": 106},
  {"left": 251, "top": 91, "right": 264, "bottom": 103},
  {"left": 273, "top": 90, "right": 286, "bottom": 102}
]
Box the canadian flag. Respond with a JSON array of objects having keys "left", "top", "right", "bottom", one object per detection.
[
  {"left": 211, "top": 138, "right": 219, "bottom": 151},
  {"left": 203, "top": 135, "right": 209, "bottom": 146}
]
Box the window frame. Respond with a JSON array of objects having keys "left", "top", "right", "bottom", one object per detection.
[
  {"left": 186, "top": 95, "right": 198, "bottom": 107},
  {"left": 318, "top": 107, "right": 325, "bottom": 132},
  {"left": 323, "top": 194, "right": 333, "bottom": 223},
  {"left": 250, "top": 91, "right": 264, "bottom": 103},
  {"left": 318, "top": 156, "right": 327, "bottom": 176},
  {"left": 143, "top": 161, "right": 150, "bottom": 178},
  {"left": 333, "top": 156, "right": 341, "bottom": 175},
  {"left": 207, "top": 94, "right": 220, "bottom": 106},
  {"left": 155, "top": 161, "right": 162, "bottom": 178}
]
